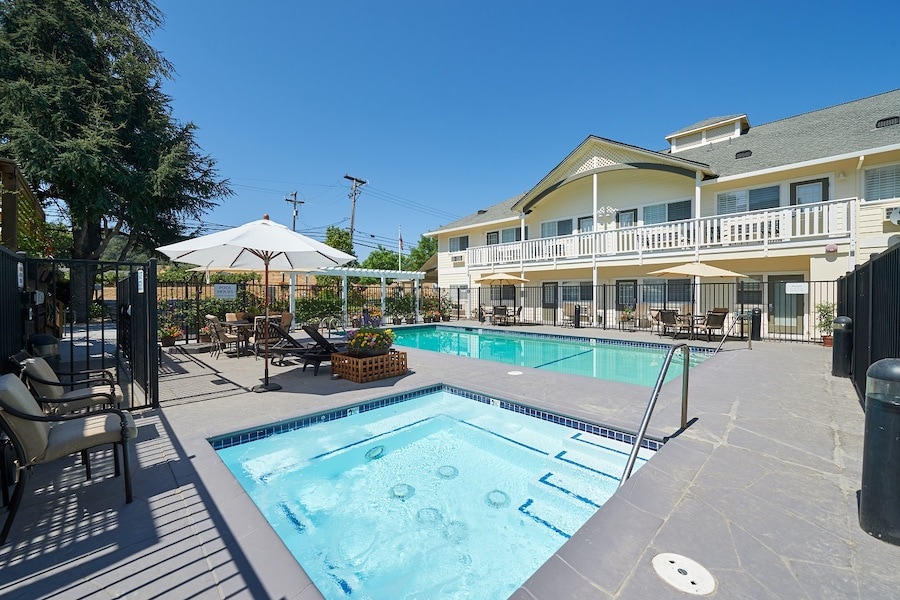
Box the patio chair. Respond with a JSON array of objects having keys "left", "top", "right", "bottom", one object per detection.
[
  {"left": 206, "top": 315, "right": 240, "bottom": 358},
  {"left": 650, "top": 309, "right": 663, "bottom": 336},
  {"left": 659, "top": 310, "right": 692, "bottom": 339},
  {"left": 249, "top": 315, "right": 282, "bottom": 358},
  {"left": 15, "top": 355, "right": 121, "bottom": 414},
  {"left": 492, "top": 306, "right": 509, "bottom": 326},
  {"left": 695, "top": 310, "right": 728, "bottom": 342},
  {"left": 562, "top": 303, "right": 576, "bottom": 327},
  {"left": 508, "top": 306, "right": 523, "bottom": 325},
  {"left": 0, "top": 373, "right": 137, "bottom": 544}
]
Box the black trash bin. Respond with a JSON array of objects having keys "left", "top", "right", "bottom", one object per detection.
[
  {"left": 859, "top": 358, "right": 900, "bottom": 545},
  {"left": 832, "top": 316, "right": 853, "bottom": 377},
  {"left": 750, "top": 308, "right": 762, "bottom": 341},
  {"left": 574, "top": 305, "right": 581, "bottom": 328},
  {"left": 29, "top": 333, "right": 60, "bottom": 371}
]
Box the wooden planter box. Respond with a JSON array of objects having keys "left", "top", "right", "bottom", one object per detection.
[{"left": 331, "top": 351, "right": 408, "bottom": 383}]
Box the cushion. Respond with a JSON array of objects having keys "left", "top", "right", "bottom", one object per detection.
[
  {"left": 0, "top": 374, "right": 52, "bottom": 463},
  {"left": 43, "top": 411, "right": 137, "bottom": 463}
]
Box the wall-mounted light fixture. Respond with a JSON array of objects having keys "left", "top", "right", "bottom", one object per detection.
[
  {"left": 837, "top": 172, "right": 846, "bottom": 180},
  {"left": 825, "top": 243, "right": 839, "bottom": 253}
]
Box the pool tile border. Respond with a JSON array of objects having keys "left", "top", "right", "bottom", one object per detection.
[{"left": 209, "top": 384, "right": 664, "bottom": 452}]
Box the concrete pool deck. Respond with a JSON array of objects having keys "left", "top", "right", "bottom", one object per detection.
[{"left": 1, "top": 322, "right": 899, "bottom": 598}]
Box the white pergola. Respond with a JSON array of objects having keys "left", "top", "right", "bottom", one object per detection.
[{"left": 304, "top": 266, "right": 426, "bottom": 325}]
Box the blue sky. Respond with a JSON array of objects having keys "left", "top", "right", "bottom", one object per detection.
[{"left": 151, "top": 0, "right": 898, "bottom": 258}]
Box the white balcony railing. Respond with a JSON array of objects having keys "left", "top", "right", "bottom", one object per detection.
[{"left": 466, "top": 197, "right": 854, "bottom": 268}]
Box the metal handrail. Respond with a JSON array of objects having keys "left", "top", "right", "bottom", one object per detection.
[{"left": 619, "top": 343, "right": 690, "bottom": 487}]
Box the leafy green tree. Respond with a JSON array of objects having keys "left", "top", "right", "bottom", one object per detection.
[
  {"left": 404, "top": 235, "right": 437, "bottom": 270},
  {"left": 0, "top": 0, "right": 231, "bottom": 319},
  {"left": 316, "top": 225, "right": 358, "bottom": 286}
]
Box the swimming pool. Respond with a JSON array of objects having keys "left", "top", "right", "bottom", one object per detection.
[
  {"left": 393, "top": 325, "right": 708, "bottom": 386},
  {"left": 213, "top": 385, "right": 659, "bottom": 599}
]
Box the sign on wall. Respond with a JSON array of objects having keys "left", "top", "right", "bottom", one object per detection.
[
  {"left": 784, "top": 282, "right": 809, "bottom": 295},
  {"left": 214, "top": 283, "right": 237, "bottom": 299}
]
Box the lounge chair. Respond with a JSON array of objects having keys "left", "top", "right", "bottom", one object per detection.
[
  {"left": 300, "top": 325, "right": 350, "bottom": 375},
  {"left": 0, "top": 373, "right": 137, "bottom": 544},
  {"left": 15, "top": 355, "right": 121, "bottom": 414},
  {"left": 695, "top": 310, "right": 728, "bottom": 341},
  {"left": 265, "top": 323, "right": 322, "bottom": 367}
]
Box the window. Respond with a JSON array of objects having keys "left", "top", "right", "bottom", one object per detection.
[
  {"left": 644, "top": 200, "right": 692, "bottom": 225},
  {"left": 578, "top": 216, "right": 594, "bottom": 232},
  {"left": 790, "top": 178, "right": 829, "bottom": 205},
  {"left": 865, "top": 164, "right": 900, "bottom": 202},
  {"left": 501, "top": 227, "right": 522, "bottom": 243},
  {"left": 642, "top": 277, "right": 691, "bottom": 303},
  {"left": 616, "top": 280, "right": 637, "bottom": 309},
  {"left": 449, "top": 236, "right": 469, "bottom": 252},
  {"left": 561, "top": 282, "right": 593, "bottom": 302},
  {"left": 486, "top": 232, "right": 499, "bottom": 245},
  {"left": 489, "top": 285, "right": 516, "bottom": 302},
  {"left": 737, "top": 276, "right": 763, "bottom": 304},
  {"left": 717, "top": 185, "right": 780, "bottom": 214},
  {"left": 615, "top": 209, "right": 637, "bottom": 228},
  {"left": 540, "top": 219, "right": 573, "bottom": 238}
]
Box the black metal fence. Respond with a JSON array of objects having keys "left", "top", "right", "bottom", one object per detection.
[
  {"left": 838, "top": 243, "right": 900, "bottom": 400},
  {"left": 157, "top": 278, "right": 838, "bottom": 343},
  {"left": 0, "top": 250, "right": 158, "bottom": 409}
]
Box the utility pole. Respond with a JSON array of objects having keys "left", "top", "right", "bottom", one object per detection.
[
  {"left": 284, "top": 191, "right": 304, "bottom": 331},
  {"left": 285, "top": 191, "right": 303, "bottom": 232},
  {"left": 344, "top": 174, "right": 367, "bottom": 244}
]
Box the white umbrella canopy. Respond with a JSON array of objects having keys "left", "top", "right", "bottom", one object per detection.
[
  {"left": 157, "top": 217, "right": 354, "bottom": 271},
  {"left": 157, "top": 215, "right": 354, "bottom": 392},
  {"left": 474, "top": 272, "right": 530, "bottom": 286},
  {"left": 646, "top": 262, "right": 747, "bottom": 279}
]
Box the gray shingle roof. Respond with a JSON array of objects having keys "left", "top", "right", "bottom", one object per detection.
[
  {"left": 427, "top": 194, "right": 524, "bottom": 234},
  {"left": 671, "top": 89, "right": 900, "bottom": 178}
]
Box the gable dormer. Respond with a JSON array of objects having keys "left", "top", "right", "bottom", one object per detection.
[{"left": 666, "top": 114, "right": 750, "bottom": 153}]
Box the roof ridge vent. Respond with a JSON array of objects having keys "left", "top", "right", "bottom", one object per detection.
[
  {"left": 477, "top": 209, "right": 488, "bottom": 214},
  {"left": 876, "top": 116, "right": 899, "bottom": 129}
]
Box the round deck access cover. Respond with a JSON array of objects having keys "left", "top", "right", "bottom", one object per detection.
[{"left": 652, "top": 553, "right": 716, "bottom": 595}]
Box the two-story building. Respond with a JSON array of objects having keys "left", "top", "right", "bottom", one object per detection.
[{"left": 427, "top": 89, "right": 900, "bottom": 338}]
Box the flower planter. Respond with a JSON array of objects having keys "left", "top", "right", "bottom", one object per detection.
[
  {"left": 332, "top": 351, "right": 408, "bottom": 383},
  {"left": 347, "top": 348, "right": 390, "bottom": 358},
  {"left": 822, "top": 335, "right": 834, "bottom": 348},
  {"left": 160, "top": 335, "right": 177, "bottom": 347},
  {"left": 198, "top": 334, "right": 211, "bottom": 343}
]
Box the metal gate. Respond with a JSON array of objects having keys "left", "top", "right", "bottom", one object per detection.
[{"left": 0, "top": 249, "right": 158, "bottom": 409}]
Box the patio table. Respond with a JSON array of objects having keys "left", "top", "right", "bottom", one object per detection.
[{"left": 224, "top": 321, "right": 252, "bottom": 357}]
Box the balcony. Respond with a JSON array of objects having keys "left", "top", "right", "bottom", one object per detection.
[{"left": 467, "top": 197, "right": 854, "bottom": 268}]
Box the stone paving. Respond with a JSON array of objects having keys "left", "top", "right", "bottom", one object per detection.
[{"left": 2, "top": 323, "right": 899, "bottom": 599}]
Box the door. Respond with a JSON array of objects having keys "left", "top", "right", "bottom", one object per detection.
[
  {"left": 768, "top": 274, "right": 805, "bottom": 335},
  {"left": 542, "top": 282, "right": 558, "bottom": 326}
]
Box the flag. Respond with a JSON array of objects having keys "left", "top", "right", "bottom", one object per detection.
[{"left": 399, "top": 230, "right": 404, "bottom": 251}]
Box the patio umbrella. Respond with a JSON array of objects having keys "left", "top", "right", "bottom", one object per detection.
[
  {"left": 157, "top": 215, "right": 354, "bottom": 392},
  {"left": 474, "top": 272, "right": 529, "bottom": 286},
  {"left": 646, "top": 262, "right": 747, "bottom": 315},
  {"left": 646, "top": 262, "right": 747, "bottom": 279}
]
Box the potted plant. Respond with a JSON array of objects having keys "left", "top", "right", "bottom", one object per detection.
[
  {"left": 815, "top": 302, "right": 836, "bottom": 347},
  {"left": 620, "top": 305, "right": 634, "bottom": 322},
  {"left": 198, "top": 324, "right": 211, "bottom": 343},
  {"left": 158, "top": 323, "right": 184, "bottom": 347},
  {"left": 346, "top": 326, "right": 397, "bottom": 358}
]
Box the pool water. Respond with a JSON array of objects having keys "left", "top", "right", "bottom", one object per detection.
[
  {"left": 216, "top": 389, "right": 656, "bottom": 599},
  {"left": 393, "top": 326, "right": 707, "bottom": 386}
]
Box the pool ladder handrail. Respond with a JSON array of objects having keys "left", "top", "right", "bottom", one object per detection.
[{"left": 619, "top": 343, "right": 690, "bottom": 487}]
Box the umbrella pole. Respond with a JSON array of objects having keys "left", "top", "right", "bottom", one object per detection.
[{"left": 253, "top": 259, "right": 282, "bottom": 393}]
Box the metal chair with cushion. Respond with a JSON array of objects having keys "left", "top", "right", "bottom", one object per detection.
[
  {"left": 16, "top": 355, "right": 121, "bottom": 414},
  {"left": 695, "top": 310, "right": 728, "bottom": 341},
  {"left": 206, "top": 315, "right": 240, "bottom": 358},
  {"left": 0, "top": 373, "right": 137, "bottom": 544}
]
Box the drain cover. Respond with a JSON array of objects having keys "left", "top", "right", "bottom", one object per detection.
[{"left": 652, "top": 553, "right": 715, "bottom": 595}]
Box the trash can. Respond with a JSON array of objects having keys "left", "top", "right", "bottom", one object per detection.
[
  {"left": 574, "top": 305, "right": 581, "bottom": 328},
  {"left": 29, "top": 333, "right": 60, "bottom": 371},
  {"left": 750, "top": 308, "right": 762, "bottom": 341},
  {"left": 859, "top": 358, "right": 900, "bottom": 545},
  {"left": 832, "top": 316, "right": 853, "bottom": 377}
]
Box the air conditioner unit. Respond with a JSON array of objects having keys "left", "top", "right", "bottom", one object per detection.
[
  {"left": 887, "top": 207, "right": 900, "bottom": 225},
  {"left": 451, "top": 255, "right": 465, "bottom": 266}
]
